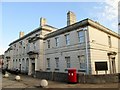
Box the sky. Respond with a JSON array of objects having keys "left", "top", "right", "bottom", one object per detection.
[{"left": 0, "top": 0, "right": 119, "bottom": 55}]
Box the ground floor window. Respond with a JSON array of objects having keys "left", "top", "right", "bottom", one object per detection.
[
  {"left": 55, "top": 57, "right": 59, "bottom": 68},
  {"left": 47, "top": 58, "right": 50, "bottom": 68},
  {"left": 78, "top": 55, "right": 85, "bottom": 70},
  {"left": 65, "top": 57, "right": 70, "bottom": 68}
]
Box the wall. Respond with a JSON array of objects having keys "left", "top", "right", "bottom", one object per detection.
[
  {"left": 36, "top": 71, "right": 68, "bottom": 82},
  {"left": 36, "top": 71, "right": 119, "bottom": 83},
  {"left": 44, "top": 27, "right": 91, "bottom": 74},
  {"left": 88, "top": 26, "right": 119, "bottom": 74},
  {"left": 77, "top": 74, "right": 119, "bottom": 83}
]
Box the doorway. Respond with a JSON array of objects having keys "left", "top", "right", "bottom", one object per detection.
[
  {"left": 32, "top": 63, "right": 35, "bottom": 76},
  {"left": 111, "top": 58, "right": 116, "bottom": 74},
  {"left": 19, "top": 64, "right": 21, "bottom": 73}
]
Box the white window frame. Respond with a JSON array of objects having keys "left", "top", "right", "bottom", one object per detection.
[
  {"left": 78, "top": 31, "right": 85, "bottom": 43},
  {"left": 55, "top": 37, "right": 59, "bottom": 47},
  {"left": 65, "top": 57, "right": 70, "bottom": 68},
  {"left": 65, "top": 34, "right": 70, "bottom": 45},
  {"left": 47, "top": 40, "right": 50, "bottom": 48},
  {"left": 47, "top": 58, "right": 50, "bottom": 68},
  {"left": 108, "top": 36, "right": 112, "bottom": 48},
  {"left": 78, "top": 55, "right": 85, "bottom": 70},
  {"left": 55, "top": 57, "right": 59, "bottom": 68}
]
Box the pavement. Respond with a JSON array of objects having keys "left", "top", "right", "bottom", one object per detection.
[{"left": 2, "top": 72, "right": 120, "bottom": 88}]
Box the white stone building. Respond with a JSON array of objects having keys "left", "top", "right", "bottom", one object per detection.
[{"left": 4, "top": 11, "right": 120, "bottom": 75}]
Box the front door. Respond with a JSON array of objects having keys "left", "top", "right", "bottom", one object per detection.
[
  {"left": 19, "top": 64, "right": 21, "bottom": 73},
  {"left": 111, "top": 58, "right": 116, "bottom": 74},
  {"left": 32, "top": 63, "right": 35, "bottom": 76}
]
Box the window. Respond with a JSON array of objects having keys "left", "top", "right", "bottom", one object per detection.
[
  {"left": 55, "top": 37, "right": 59, "bottom": 47},
  {"left": 78, "top": 55, "right": 85, "bottom": 69},
  {"left": 65, "top": 34, "right": 70, "bottom": 45},
  {"left": 16, "top": 59, "right": 18, "bottom": 67},
  {"left": 65, "top": 57, "right": 70, "bottom": 68},
  {"left": 47, "top": 40, "right": 50, "bottom": 48},
  {"left": 22, "top": 59, "right": 25, "bottom": 70},
  {"left": 47, "top": 58, "right": 50, "bottom": 68},
  {"left": 55, "top": 57, "right": 59, "bottom": 68},
  {"left": 78, "top": 31, "right": 85, "bottom": 43},
  {"left": 13, "top": 59, "right": 15, "bottom": 68},
  {"left": 108, "top": 36, "right": 112, "bottom": 48},
  {"left": 33, "top": 42, "right": 36, "bottom": 50}
]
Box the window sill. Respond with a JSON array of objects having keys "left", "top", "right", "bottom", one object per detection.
[
  {"left": 54, "top": 68, "right": 59, "bottom": 71},
  {"left": 65, "top": 69, "right": 68, "bottom": 71},
  {"left": 46, "top": 68, "right": 50, "bottom": 70},
  {"left": 78, "top": 69, "right": 86, "bottom": 72}
]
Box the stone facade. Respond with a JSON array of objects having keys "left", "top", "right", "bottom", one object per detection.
[{"left": 4, "top": 11, "right": 120, "bottom": 76}]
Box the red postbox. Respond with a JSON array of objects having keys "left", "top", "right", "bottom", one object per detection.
[{"left": 68, "top": 68, "right": 77, "bottom": 83}]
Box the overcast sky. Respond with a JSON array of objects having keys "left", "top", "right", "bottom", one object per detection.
[{"left": 0, "top": 0, "right": 119, "bottom": 55}]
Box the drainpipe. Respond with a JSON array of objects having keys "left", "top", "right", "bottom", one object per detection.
[{"left": 84, "top": 27, "right": 89, "bottom": 74}]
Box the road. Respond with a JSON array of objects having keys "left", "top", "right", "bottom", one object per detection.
[{"left": 2, "top": 73, "right": 119, "bottom": 88}]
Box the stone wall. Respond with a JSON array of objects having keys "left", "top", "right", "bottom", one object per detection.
[
  {"left": 53, "top": 72, "right": 68, "bottom": 82},
  {"left": 35, "top": 71, "right": 119, "bottom": 83},
  {"left": 36, "top": 71, "right": 53, "bottom": 80},
  {"left": 36, "top": 71, "right": 68, "bottom": 82},
  {"left": 77, "top": 74, "right": 119, "bottom": 83}
]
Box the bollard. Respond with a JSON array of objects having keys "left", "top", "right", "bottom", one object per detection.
[
  {"left": 15, "top": 75, "right": 21, "bottom": 81},
  {"left": 4, "top": 73, "right": 9, "bottom": 78},
  {"left": 40, "top": 79, "right": 48, "bottom": 88}
]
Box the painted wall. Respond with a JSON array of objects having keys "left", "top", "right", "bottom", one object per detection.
[{"left": 88, "top": 26, "right": 119, "bottom": 74}]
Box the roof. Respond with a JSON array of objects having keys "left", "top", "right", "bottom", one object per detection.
[
  {"left": 9, "top": 18, "right": 120, "bottom": 46},
  {"left": 44, "top": 18, "right": 120, "bottom": 39},
  {"left": 9, "top": 25, "right": 58, "bottom": 46},
  {"left": 44, "top": 24, "right": 58, "bottom": 29}
]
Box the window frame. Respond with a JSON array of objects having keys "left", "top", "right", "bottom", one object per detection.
[
  {"left": 65, "top": 57, "right": 71, "bottom": 68},
  {"left": 47, "top": 58, "right": 50, "bottom": 68},
  {"left": 78, "top": 30, "right": 85, "bottom": 43},
  {"left": 108, "top": 36, "right": 112, "bottom": 48},
  {"left": 55, "top": 37, "right": 59, "bottom": 47},
  {"left": 65, "top": 34, "right": 70, "bottom": 45},
  {"left": 78, "top": 55, "right": 85, "bottom": 70},
  {"left": 47, "top": 40, "right": 50, "bottom": 48},
  {"left": 55, "top": 57, "right": 59, "bottom": 68}
]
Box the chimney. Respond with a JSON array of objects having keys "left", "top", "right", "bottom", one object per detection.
[
  {"left": 40, "top": 17, "right": 47, "bottom": 26},
  {"left": 19, "top": 32, "right": 24, "bottom": 38},
  {"left": 67, "top": 11, "right": 76, "bottom": 26}
]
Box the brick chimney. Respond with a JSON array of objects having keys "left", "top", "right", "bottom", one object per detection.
[
  {"left": 40, "top": 17, "right": 47, "bottom": 26},
  {"left": 19, "top": 32, "right": 24, "bottom": 38},
  {"left": 67, "top": 11, "right": 76, "bottom": 26}
]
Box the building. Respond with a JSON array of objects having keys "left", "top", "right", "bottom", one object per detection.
[
  {"left": 4, "top": 11, "right": 120, "bottom": 76},
  {"left": 0, "top": 55, "right": 4, "bottom": 69}
]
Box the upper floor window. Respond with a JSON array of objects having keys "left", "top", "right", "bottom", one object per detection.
[
  {"left": 55, "top": 57, "right": 59, "bottom": 68},
  {"left": 108, "top": 36, "right": 112, "bottom": 48},
  {"left": 65, "top": 57, "right": 70, "bottom": 68},
  {"left": 19, "top": 41, "right": 22, "bottom": 45},
  {"left": 47, "top": 40, "right": 50, "bottom": 48},
  {"left": 55, "top": 37, "right": 59, "bottom": 47},
  {"left": 33, "top": 42, "right": 36, "bottom": 50},
  {"left": 65, "top": 34, "right": 70, "bottom": 45},
  {"left": 78, "top": 55, "right": 85, "bottom": 70},
  {"left": 78, "top": 31, "right": 85, "bottom": 43}
]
